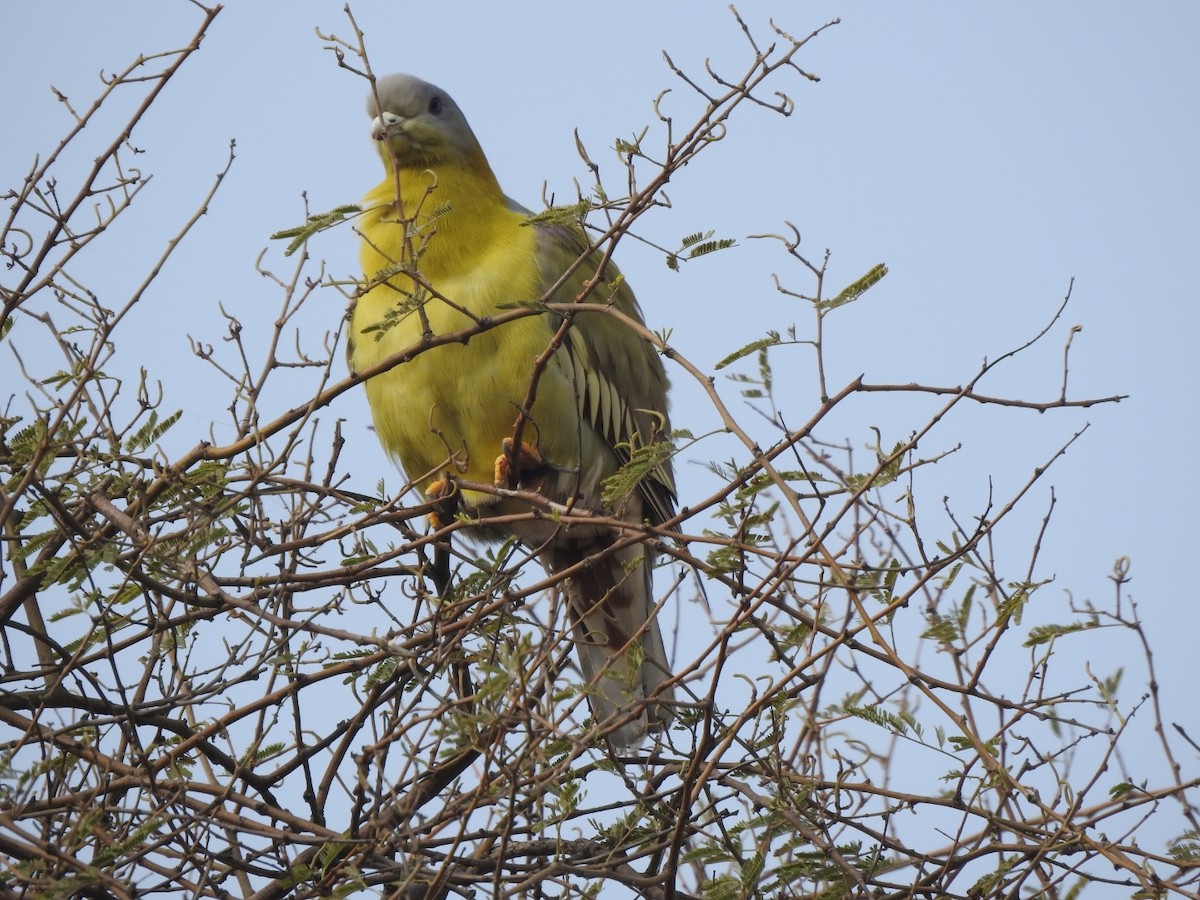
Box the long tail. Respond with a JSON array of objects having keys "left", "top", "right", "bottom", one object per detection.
[{"left": 546, "top": 540, "right": 674, "bottom": 748}]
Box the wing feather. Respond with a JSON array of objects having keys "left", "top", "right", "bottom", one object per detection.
[
  {"left": 534, "top": 222, "right": 676, "bottom": 526},
  {"left": 531, "top": 219, "right": 678, "bottom": 747}
]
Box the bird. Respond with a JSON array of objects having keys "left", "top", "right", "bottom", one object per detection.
[{"left": 350, "top": 73, "right": 676, "bottom": 747}]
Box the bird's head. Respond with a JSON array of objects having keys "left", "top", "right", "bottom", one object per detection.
[{"left": 368, "top": 74, "right": 487, "bottom": 171}]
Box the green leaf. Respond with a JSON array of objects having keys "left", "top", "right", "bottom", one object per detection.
[
  {"left": 1023, "top": 620, "right": 1095, "bottom": 647},
  {"left": 845, "top": 704, "right": 922, "bottom": 738},
  {"left": 714, "top": 332, "right": 781, "bottom": 370},
  {"left": 1168, "top": 832, "right": 1200, "bottom": 861},
  {"left": 967, "top": 858, "right": 1017, "bottom": 897},
  {"left": 700, "top": 874, "right": 741, "bottom": 900},
  {"left": 677, "top": 228, "right": 737, "bottom": 261},
  {"left": 521, "top": 200, "right": 593, "bottom": 227},
  {"left": 600, "top": 438, "right": 674, "bottom": 508},
  {"left": 1108, "top": 782, "right": 1137, "bottom": 800},
  {"left": 270, "top": 204, "right": 362, "bottom": 256},
  {"left": 125, "top": 409, "right": 182, "bottom": 452},
  {"left": 688, "top": 239, "right": 735, "bottom": 259},
  {"left": 922, "top": 615, "right": 960, "bottom": 646},
  {"left": 817, "top": 262, "right": 888, "bottom": 310}
]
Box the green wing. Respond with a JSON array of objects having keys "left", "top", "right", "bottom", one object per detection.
[{"left": 533, "top": 222, "right": 676, "bottom": 527}]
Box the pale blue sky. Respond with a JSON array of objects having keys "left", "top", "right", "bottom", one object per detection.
[{"left": 5, "top": 0, "right": 1198, "bottom": 870}]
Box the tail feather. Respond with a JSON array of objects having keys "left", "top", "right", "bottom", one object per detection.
[{"left": 548, "top": 542, "right": 674, "bottom": 748}]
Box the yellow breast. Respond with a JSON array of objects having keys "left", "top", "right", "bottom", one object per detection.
[{"left": 352, "top": 168, "right": 577, "bottom": 502}]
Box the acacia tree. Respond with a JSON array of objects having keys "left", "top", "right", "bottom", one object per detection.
[{"left": 2, "top": 7, "right": 1194, "bottom": 899}]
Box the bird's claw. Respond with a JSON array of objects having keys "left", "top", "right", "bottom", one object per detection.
[
  {"left": 425, "top": 478, "right": 459, "bottom": 528},
  {"left": 496, "top": 438, "right": 546, "bottom": 488}
]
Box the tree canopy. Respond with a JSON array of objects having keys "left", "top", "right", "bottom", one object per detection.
[{"left": 2, "top": 6, "right": 1193, "bottom": 899}]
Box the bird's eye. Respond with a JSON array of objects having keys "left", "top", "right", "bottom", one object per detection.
[{"left": 428, "top": 95, "right": 443, "bottom": 115}]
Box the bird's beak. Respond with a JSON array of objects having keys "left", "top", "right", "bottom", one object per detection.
[{"left": 370, "top": 111, "right": 406, "bottom": 142}]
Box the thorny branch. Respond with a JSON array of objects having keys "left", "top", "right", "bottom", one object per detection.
[{"left": 1, "top": 6, "right": 1189, "bottom": 900}]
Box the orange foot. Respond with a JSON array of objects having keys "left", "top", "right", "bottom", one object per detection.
[
  {"left": 495, "top": 438, "right": 546, "bottom": 488},
  {"left": 425, "top": 478, "right": 459, "bottom": 529}
]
